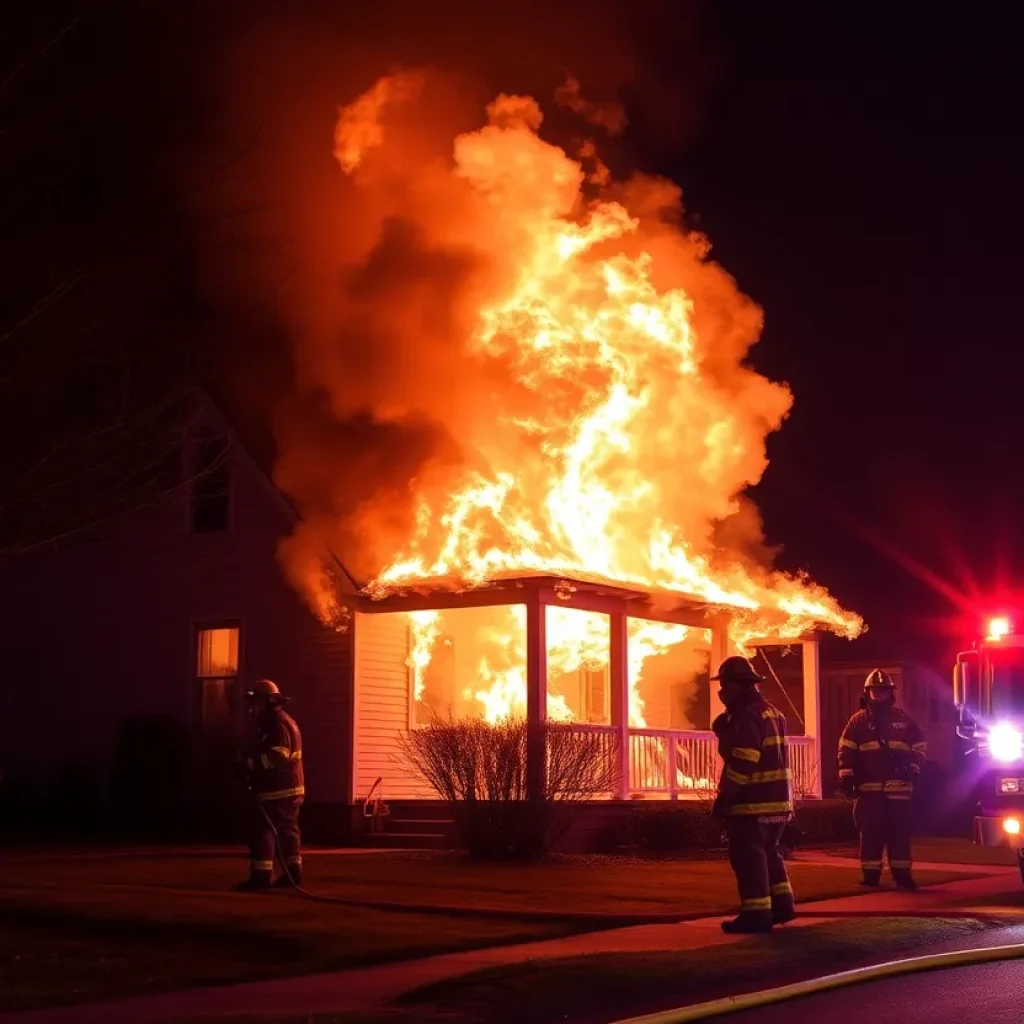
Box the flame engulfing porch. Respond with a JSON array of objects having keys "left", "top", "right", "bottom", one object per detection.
[{"left": 349, "top": 573, "right": 822, "bottom": 804}]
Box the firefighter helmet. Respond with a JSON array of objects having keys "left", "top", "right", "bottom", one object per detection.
[
  {"left": 711, "top": 656, "right": 764, "bottom": 685},
  {"left": 863, "top": 668, "right": 895, "bottom": 691},
  {"left": 862, "top": 668, "right": 896, "bottom": 707},
  {"left": 246, "top": 678, "right": 286, "bottom": 703}
]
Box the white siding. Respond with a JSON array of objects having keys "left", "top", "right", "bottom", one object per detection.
[{"left": 353, "top": 612, "right": 433, "bottom": 800}]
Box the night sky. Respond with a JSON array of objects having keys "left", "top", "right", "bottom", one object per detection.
[
  {"left": 670, "top": 5, "right": 1024, "bottom": 666},
  {"left": 6, "top": 2, "right": 1022, "bottom": 670}
]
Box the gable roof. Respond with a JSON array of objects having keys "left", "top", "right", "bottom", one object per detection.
[{"left": 198, "top": 390, "right": 361, "bottom": 595}]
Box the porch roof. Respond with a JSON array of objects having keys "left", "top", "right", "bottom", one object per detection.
[{"left": 353, "top": 570, "right": 729, "bottom": 630}]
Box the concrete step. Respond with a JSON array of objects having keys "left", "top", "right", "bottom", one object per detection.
[
  {"left": 362, "top": 831, "right": 455, "bottom": 850},
  {"left": 377, "top": 803, "right": 456, "bottom": 822},
  {"left": 386, "top": 817, "right": 457, "bottom": 836}
]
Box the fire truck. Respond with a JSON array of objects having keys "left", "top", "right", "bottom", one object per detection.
[{"left": 953, "top": 616, "right": 1024, "bottom": 881}]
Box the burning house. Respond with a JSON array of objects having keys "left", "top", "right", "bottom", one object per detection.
[
  {"left": 284, "top": 76, "right": 864, "bottom": 826},
  {"left": 0, "top": 72, "right": 864, "bottom": 844}
]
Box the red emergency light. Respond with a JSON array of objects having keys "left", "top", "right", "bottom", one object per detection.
[{"left": 987, "top": 617, "right": 1013, "bottom": 642}]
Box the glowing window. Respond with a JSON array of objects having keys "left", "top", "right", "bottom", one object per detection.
[{"left": 196, "top": 625, "right": 241, "bottom": 726}]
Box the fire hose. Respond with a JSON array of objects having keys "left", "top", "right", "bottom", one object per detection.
[
  {"left": 608, "top": 941, "right": 1024, "bottom": 1023},
  {"left": 254, "top": 799, "right": 413, "bottom": 910},
  {"left": 249, "top": 781, "right": 401, "bottom": 910},
  {"left": 235, "top": 749, "right": 355, "bottom": 906},
  {"left": 254, "top": 800, "right": 343, "bottom": 903}
]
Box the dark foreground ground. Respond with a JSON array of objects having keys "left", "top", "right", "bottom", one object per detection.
[
  {"left": 0, "top": 840, "right": 1020, "bottom": 1023},
  {"left": 0, "top": 845, "right": 981, "bottom": 1013},
  {"left": 721, "top": 959, "right": 1024, "bottom": 1024}
]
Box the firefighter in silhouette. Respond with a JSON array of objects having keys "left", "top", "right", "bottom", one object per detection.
[
  {"left": 236, "top": 679, "right": 305, "bottom": 891},
  {"left": 838, "top": 669, "right": 926, "bottom": 890},
  {"left": 711, "top": 656, "right": 795, "bottom": 933}
]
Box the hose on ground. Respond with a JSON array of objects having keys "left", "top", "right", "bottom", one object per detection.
[
  {"left": 255, "top": 800, "right": 365, "bottom": 906},
  {"left": 610, "top": 941, "right": 1024, "bottom": 1023}
]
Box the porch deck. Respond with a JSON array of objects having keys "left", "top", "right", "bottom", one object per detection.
[
  {"left": 350, "top": 573, "right": 825, "bottom": 805},
  {"left": 565, "top": 724, "right": 818, "bottom": 800}
]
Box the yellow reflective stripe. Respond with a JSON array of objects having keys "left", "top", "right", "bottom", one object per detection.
[
  {"left": 741, "top": 897, "right": 772, "bottom": 911},
  {"left": 884, "top": 780, "right": 913, "bottom": 791},
  {"left": 889, "top": 860, "right": 913, "bottom": 869},
  {"left": 770, "top": 882, "right": 793, "bottom": 896},
  {"left": 270, "top": 746, "right": 291, "bottom": 757},
  {"left": 839, "top": 738, "right": 858, "bottom": 750},
  {"left": 251, "top": 860, "right": 274, "bottom": 871},
  {"left": 725, "top": 768, "right": 749, "bottom": 786},
  {"left": 838, "top": 769, "right": 854, "bottom": 777},
  {"left": 888, "top": 740, "right": 911, "bottom": 751},
  {"left": 747, "top": 769, "right": 792, "bottom": 784},
  {"left": 886, "top": 794, "right": 911, "bottom": 801},
  {"left": 763, "top": 735, "right": 784, "bottom": 747},
  {"left": 286, "top": 855, "right": 303, "bottom": 865},
  {"left": 858, "top": 782, "right": 884, "bottom": 792},
  {"left": 260, "top": 753, "right": 272, "bottom": 770},
  {"left": 859, "top": 741, "right": 881, "bottom": 751},
  {"left": 861, "top": 859, "right": 882, "bottom": 869},
  {"left": 290, "top": 750, "right": 303, "bottom": 760},
  {"left": 258, "top": 786, "right": 305, "bottom": 801},
  {"left": 733, "top": 748, "right": 761, "bottom": 763},
  {"left": 912, "top": 742, "right": 928, "bottom": 753},
  {"left": 731, "top": 801, "right": 793, "bottom": 815}
]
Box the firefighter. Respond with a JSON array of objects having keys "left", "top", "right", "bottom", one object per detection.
[
  {"left": 711, "top": 656, "right": 796, "bottom": 934},
  {"left": 838, "top": 668, "right": 927, "bottom": 890},
  {"left": 236, "top": 678, "right": 305, "bottom": 892}
]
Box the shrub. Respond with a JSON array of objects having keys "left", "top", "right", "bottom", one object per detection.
[
  {"left": 790, "top": 759, "right": 822, "bottom": 801},
  {"left": 788, "top": 797, "right": 858, "bottom": 845},
  {"left": 51, "top": 757, "right": 108, "bottom": 835},
  {"left": 398, "top": 718, "right": 619, "bottom": 860},
  {"left": 630, "top": 797, "right": 857, "bottom": 853},
  {"left": 629, "top": 802, "right": 723, "bottom": 853},
  {"left": 110, "top": 714, "right": 194, "bottom": 836},
  {"left": 108, "top": 718, "right": 256, "bottom": 842}
]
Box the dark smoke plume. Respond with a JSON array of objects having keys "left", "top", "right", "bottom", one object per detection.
[{"left": 170, "top": 0, "right": 724, "bottom": 604}]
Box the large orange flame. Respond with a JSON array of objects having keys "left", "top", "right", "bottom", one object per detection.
[{"left": 333, "top": 75, "right": 863, "bottom": 729}]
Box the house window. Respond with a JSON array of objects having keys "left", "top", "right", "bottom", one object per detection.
[
  {"left": 190, "top": 436, "right": 231, "bottom": 533},
  {"left": 670, "top": 682, "right": 691, "bottom": 729},
  {"left": 411, "top": 633, "right": 456, "bottom": 727},
  {"left": 196, "top": 625, "right": 241, "bottom": 727},
  {"left": 582, "top": 665, "right": 609, "bottom": 723}
]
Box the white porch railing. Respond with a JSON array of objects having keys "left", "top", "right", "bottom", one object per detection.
[
  {"left": 567, "top": 725, "right": 819, "bottom": 800},
  {"left": 787, "top": 735, "right": 818, "bottom": 799}
]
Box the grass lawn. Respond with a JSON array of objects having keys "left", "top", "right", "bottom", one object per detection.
[
  {"left": 912, "top": 837, "right": 1020, "bottom": 867},
  {"left": 166, "top": 917, "right": 1012, "bottom": 1024},
  {"left": 0, "top": 898, "right": 576, "bottom": 1014},
  {"left": 819, "top": 836, "right": 1020, "bottom": 867},
  {"left": 0, "top": 850, "right": 984, "bottom": 1012},
  {"left": 179, "top": 1017, "right": 444, "bottom": 1023},
  {"left": 2, "top": 849, "right": 982, "bottom": 916}
]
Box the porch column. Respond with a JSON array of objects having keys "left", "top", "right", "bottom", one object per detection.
[
  {"left": 709, "top": 613, "right": 731, "bottom": 725},
  {"left": 609, "top": 611, "right": 630, "bottom": 799},
  {"left": 801, "top": 637, "right": 823, "bottom": 798},
  {"left": 525, "top": 593, "right": 548, "bottom": 803}
]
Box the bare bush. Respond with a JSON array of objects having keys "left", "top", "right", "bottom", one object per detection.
[
  {"left": 790, "top": 755, "right": 820, "bottom": 801},
  {"left": 398, "top": 718, "right": 619, "bottom": 860}
]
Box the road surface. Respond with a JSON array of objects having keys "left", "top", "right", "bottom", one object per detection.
[{"left": 722, "top": 960, "right": 1024, "bottom": 1023}]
